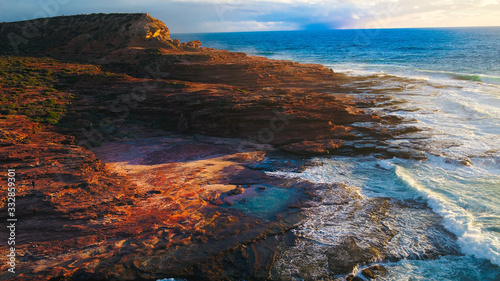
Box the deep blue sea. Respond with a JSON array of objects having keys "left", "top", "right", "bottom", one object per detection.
[{"left": 174, "top": 28, "right": 500, "bottom": 280}]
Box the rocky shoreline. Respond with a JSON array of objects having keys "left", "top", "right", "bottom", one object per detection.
[{"left": 0, "top": 13, "right": 461, "bottom": 280}]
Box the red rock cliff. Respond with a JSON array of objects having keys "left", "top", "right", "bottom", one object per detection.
[{"left": 0, "top": 13, "right": 177, "bottom": 56}]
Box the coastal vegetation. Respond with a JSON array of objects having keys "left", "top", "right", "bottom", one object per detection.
[{"left": 0, "top": 56, "right": 129, "bottom": 125}]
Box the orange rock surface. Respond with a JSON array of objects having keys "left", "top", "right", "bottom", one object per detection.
[{"left": 0, "top": 14, "right": 404, "bottom": 280}]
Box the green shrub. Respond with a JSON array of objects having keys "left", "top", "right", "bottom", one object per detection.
[
  {"left": 0, "top": 109, "right": 16, "bottom": 115},
  {"left": 45, "top": 98, "right": 57, "bottom": 105},
  {"left": 45, "top": 111, "right": 61, "bottom": 124}
]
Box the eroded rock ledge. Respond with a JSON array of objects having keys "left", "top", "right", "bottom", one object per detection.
[{"left": 0, "top": 14, "right": 457, "bottom": 280}]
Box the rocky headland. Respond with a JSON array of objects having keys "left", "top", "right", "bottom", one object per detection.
[{"left": 0, "top": 14, "right": 459, "bottom": 280}]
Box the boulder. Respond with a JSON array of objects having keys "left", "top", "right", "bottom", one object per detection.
[
  {"left": 280, "top": 139, "right": 343, "bottom": 156},
  {"left": 326, "top": 236, "right": 379, "bottom": 273}
]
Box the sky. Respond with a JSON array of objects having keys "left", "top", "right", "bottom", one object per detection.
[{"left": 0, "top": 0, "right": 499, "bottom": 33}]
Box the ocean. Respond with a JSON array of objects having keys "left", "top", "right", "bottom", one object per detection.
[{"left": 175, "top": 27, "right": 500, "bottom": 280}]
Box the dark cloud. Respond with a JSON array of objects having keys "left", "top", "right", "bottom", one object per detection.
[
  {"left": 303, "top": 22, "right": 336, "bottom": 30},
  {"left": 252, "top": 3, "right": 356, "bottom": 30}
]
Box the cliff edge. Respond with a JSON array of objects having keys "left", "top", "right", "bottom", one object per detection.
[
  {"left": 0, "top": 14, "right": 443, "bottom": 281},
  {"left": 0, "top": 13, "right": 183, "bottom": 57}
]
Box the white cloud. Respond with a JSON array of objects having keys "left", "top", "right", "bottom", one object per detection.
[
  {"left": 203, "top": 20, "right": 300, "bottom": 32},
  {"left": 354, "top": 0, "right": 500, "bottom": 28},
  {"left": 175, "top": 0, "right": 500, "bottom": 30},
  {"left": 476, "top": 0, "right": 499, "bottom": 6}
]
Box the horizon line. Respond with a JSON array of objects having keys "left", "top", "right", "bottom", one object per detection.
[{"left": 172, "top": 25, "right": 500, "bottom": 35}]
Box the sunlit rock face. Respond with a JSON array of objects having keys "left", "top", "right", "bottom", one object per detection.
[
  {"left": 0, "top": 13, "right": 177, "bottom": 56},
  {"left": 0, "top": 13, "right": 466, "bottom": 281}
]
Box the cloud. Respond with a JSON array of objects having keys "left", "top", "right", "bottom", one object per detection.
[
  {"left": 172, "top": 0, "right": 500, "bottom": 31},
  {"left": 353, "top": 0, "right": 500, "bottom": 28},
  {"left": 0, "top": 0, "right": 499, "bottom": 32},
  {"left": 202, "top": 20, "right": 299, "bottom": 32}
]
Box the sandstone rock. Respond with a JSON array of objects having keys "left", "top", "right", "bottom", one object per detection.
[
  {"left": 0, "top": 13, "right": 177, "bottom": 57},
  {"left": 185, "top": 40, "right": 202, "bottom": 48},
  {"left": 362, "top": 268, "right": 375, "bottom": 279},
  {"left": 211, "top": 198, "right": 224, "bottom": 205},
  {"left": 177, "top": 112, "right": 190, "bottom": 132},
  {"left": 370, "top": 264, "right": 386, "bottom": 272},
  {"left": 0, "top": 13, "right": 439, "bottom": 281},
  {"left": 280, "top": 139, "right": 343, "bottom": 156},
  {"left": 226, "top": 186, "right": 245, "bottom": 196},
  {"left": 326, "top": 237, "right": 379, "bottom": 273},
  {"left": 367, "top": 264, "right": 387, "bottom": 278}
]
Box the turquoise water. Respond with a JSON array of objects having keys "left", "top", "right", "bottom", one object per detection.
[
  {"left": 222, "top": 184, "right": 300, "bottom": 220},
  {"left": 175, "top": 28, "right": 500, "bottom": 279}
]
